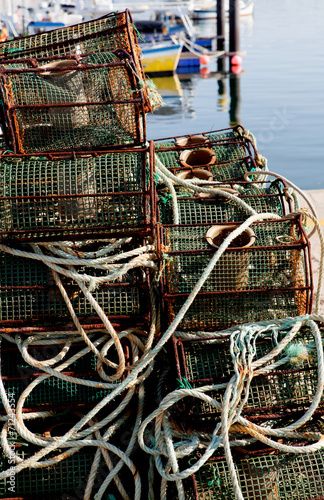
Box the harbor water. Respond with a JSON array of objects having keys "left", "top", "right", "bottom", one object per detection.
[{"left": 146, "top": 0, "right": 324, "bottom": 190}]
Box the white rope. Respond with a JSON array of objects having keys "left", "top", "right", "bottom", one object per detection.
[
  {"left": 137, "top": 315, "right": 324, "bottom": 497},
  {"left": 1, "top": 138, "right": 323, "bottom": 499},
  {"left": 244, "top": 170, "right": 320, "bottom": 238},
  {"left": 155, "top": 154, "right": 260, "bottom": 220}
]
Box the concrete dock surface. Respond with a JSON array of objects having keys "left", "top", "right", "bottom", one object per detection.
[{"left": 303, "top": 190, "right": 324, "bottom": 315}]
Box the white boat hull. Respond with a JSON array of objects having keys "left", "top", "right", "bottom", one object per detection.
[{"left": 193, "top": 0, "right": 254, "bottom": 20}]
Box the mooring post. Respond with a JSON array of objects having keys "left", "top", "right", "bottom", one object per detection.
[
  {"left": 217, "top": 0, "right": 225, "bottom": 51},
  {"left": 229, "top": 0, "right": 240, "bottom": 55},
  {"left": 229, "top": 72, "right": 241, "bottom": 126}
]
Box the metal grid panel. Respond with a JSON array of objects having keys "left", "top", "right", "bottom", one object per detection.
[
  {"left": 0, "top": 243, "right": 149, "bottom": 324},
  {"left": 175, "top": 325, "right": 322, "bottom": 417},
  {"left": 0, "top": 148, "right": 152, "bottom": 240},
  {"left": 167, "top": 290, "right": 310, "bottom": 331},
  {"left": 162, "top": 218, "right": 304, "bottom": 251},
  {"left": 162, "top": 218, "right": 312, "bottom": 329},
  {"left": 0, "top": 449, "right": 93, "bottom": 496},
  {"left": 154, "top": 126, "right": 244, "bottom": 149},
  {"left": 0, "top": 10, "right": 151, "bottom": 112},
  {"left": 1, "top": 372, "right": 111, "bottom": 408},
  {"left": 156, "top": 147, "right": 252, "bottom": 173},
  {"left": 158, "top": 181, "right": 285, "bottom": 225},
  {"left": 192, "top": 450, "right": 324, "bottom": 499},
  {"left": 0, "top": 341, "right": 99, "bottom": 376},
  {"left": 162, "top": 219, "right": 309, "bottom": 292},
  {"left": 0, "top": 339, "right": 122, "bottom": 409},
  {"left": 164, "top": 247, "right": 306, "bottom": 293},
  {"left": 0, "top": 52, "right": 146, "bottom": 154}
]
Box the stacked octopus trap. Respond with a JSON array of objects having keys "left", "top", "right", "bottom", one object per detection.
[
  {"left": 146, "top": 128, "right": 324, "bottom": 500},
  {"left": 0, "top": 11, "right": 323, "bottom": 500},
  {"left": 0, "top": 11, "right": 158, "bottom": 499}
]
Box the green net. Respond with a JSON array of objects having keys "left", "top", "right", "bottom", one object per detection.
[
  {"left": 156, "top": 145, "right": 254, "bottom": 173},
  {"left": 154, "top": 127, "right": 258, "bottom": 179},
  {"left": 156, "top": 156, "right": 260, "bottom": 185},
  {"left": 0, "top": 339, "right": 119, "bottom": 408},
  {"left": 158, "top": 180, "right": 287, "bottom": 225},
  {"left": 154, "top": 126, "right": 245, "bottom": 149},
  {"left": 0, "top": 52, "right": 146, "bottom": 153},
  {"left": 190, "top": 449, "right": 324, "bottom": 500},
  {"left": 162, "top": 217, "right": 312, "bottom": 330},
  {"left": 174, "top": 324, "right": 322, "bottom": 419},
  {"left": 0, "top": 148, "right": 152, "bottom": 240},
  {"left": 168, "top": 291, "right": 309, "bottom": 332},
  {"left": 0, "top": 10, "right": 151, "bottom": 111},
  {"left": 0, "top": 448, "right": 94, "bottom": 497},
  {"left": 0, "top": 243, "right": 149, "bottom": 324}
]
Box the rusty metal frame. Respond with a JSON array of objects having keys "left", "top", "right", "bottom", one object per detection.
[
  {"left": 153, "top": 124, "right": 257, "bottom": 156},
  {"left": 0, "top": 143, "right": 156, "bottom": 243},
  {"left": 0, "top": 49, "right": 147, "bottom": 154},
  {"left": 173, "top": 328, "right": 323, "bottom": 417},
  {"left": 0, "top": 9, "right": 152, "bottom": 114},
  {"left": 159, "top": 215, "right": 313, "bottom": 329}
]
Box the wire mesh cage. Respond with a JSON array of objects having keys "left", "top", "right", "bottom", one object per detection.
[
  {"left": 158, "top": 179, "right": 291, "bottom": 225},
  {"left": 154, "top": 127, "right": 262, "bottom": 180},
  {"left": 154, "top": 125, "right": 248, "bottom": 149},
  {"left": 0, "top": 146, "right": 155, "bottom": 241},
  {"left": 157, "top": 155, "right": 261, "bottom": 187},
  {"left": 0, "top": 446, "right": 94, "bottom": 497},
  {"left": 0, "top": 342, "right": 119, "bottom": 410},
  {"left": 188, "top": 446, "right": 324, "bottom": 500},
  {"left": 160, "top": 216, "right": 312, "bottom": 331},
  {"left": 172, "top": 322, "right": 324, "bottom": 424},
  {"left": 0, "top": 240, "right": 151, "bottom": 327},
  {"left": 0, "top": 9, "right": 152, "bottom": 113},
  {"left": 0, "top": 51, "right": 146, "bottom": 154}
]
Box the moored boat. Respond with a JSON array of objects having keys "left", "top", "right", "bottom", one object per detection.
[
  {"left": 141, "top": 38, "right": 183, "bottom": 74},
  {"left": 193, "top": 0, "right": 254, "bottom": 20}
]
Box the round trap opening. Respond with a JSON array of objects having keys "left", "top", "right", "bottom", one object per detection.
[
  {"left": 206, "top": 224, "right": 256, "bottom": 249},
  {"left": 179, "top": 148, "right": 216, "bottom": 168}
]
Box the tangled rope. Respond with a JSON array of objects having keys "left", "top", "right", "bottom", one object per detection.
[
  {"left": 137, "top": 315, "right": 324, "bottom": 500},
  {"left": 0, "top": 237, "right": 158, "bottom": 499},
  {"left": 0, "top": 128, "right": 323, "bottom": 498}
]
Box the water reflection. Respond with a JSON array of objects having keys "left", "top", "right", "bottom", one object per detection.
[
  {"left": 193, "top": 15, "right": 254, "bottom": 40},
  {"left": 151, "top": 65, "right": 242, "bottom": 126},
  {"left": 152, "top": 73, "right": 196, "bottom": 119}
]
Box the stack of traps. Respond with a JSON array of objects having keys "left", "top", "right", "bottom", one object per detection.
[
  {"left": 0, "top": 10, "right": 155, "bottom": 331},
  {"left": 154, "top": 129, "right": 316, "bottom": 499},
  {"left": 0, "top": 10, "right": 155, "bottom": 498},
  {"left": 155, "top": 129, "right": 312, "bottom": 330}
]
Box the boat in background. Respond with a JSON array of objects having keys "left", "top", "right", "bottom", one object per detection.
[
  {"left": 193, "top": 0, "right": 254, "bottom": 20},
  {"left": 141, "top": 38, "right": 183, "bottom": 75}
]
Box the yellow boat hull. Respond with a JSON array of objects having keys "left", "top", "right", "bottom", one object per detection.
[{"left": 141, "top": 43, "right": 182, "bottom": 74}]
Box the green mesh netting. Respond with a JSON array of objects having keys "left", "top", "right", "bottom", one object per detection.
[
  {"left": 0, "top": 52, "right": 145, "bottom": 153},
  {"left": 0, "top": 149, "right": 151, "bottom": 239},
  {"left": 191, "top": 450, "right": 324, "bottom": 500},
  {"left": 154, "top": 127, "right": 257, "bottom": 180},
  {"left": 0, "top": 449, "right": 94, "bottom": 497},
  {"left": 154, "top": 127, "right": 244, "bottom": 149},
  {"left": 168, "top": 291, "right": 309, "bottom": 331},
  {"left": 158, "top": 181, "right": 285, "bottom": 225},
  {"left": 0, "top": 341, "right": 116, "bottom": 408},
  {"left": 174, "top": 324, "right": 322, "bottom": 418},
  {"left": 162, "top": 218, "right": 311, "bottom": 330},
  {"left": 0, "top": 10, "right": 151, "bottom": 110},
  {"left": 0, "top": 245, "right": 149, "bottom": 323}
]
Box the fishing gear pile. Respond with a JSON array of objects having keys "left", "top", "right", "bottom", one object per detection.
[{"left": 0, "top": 10, "right": 323, "bottom": 500}]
